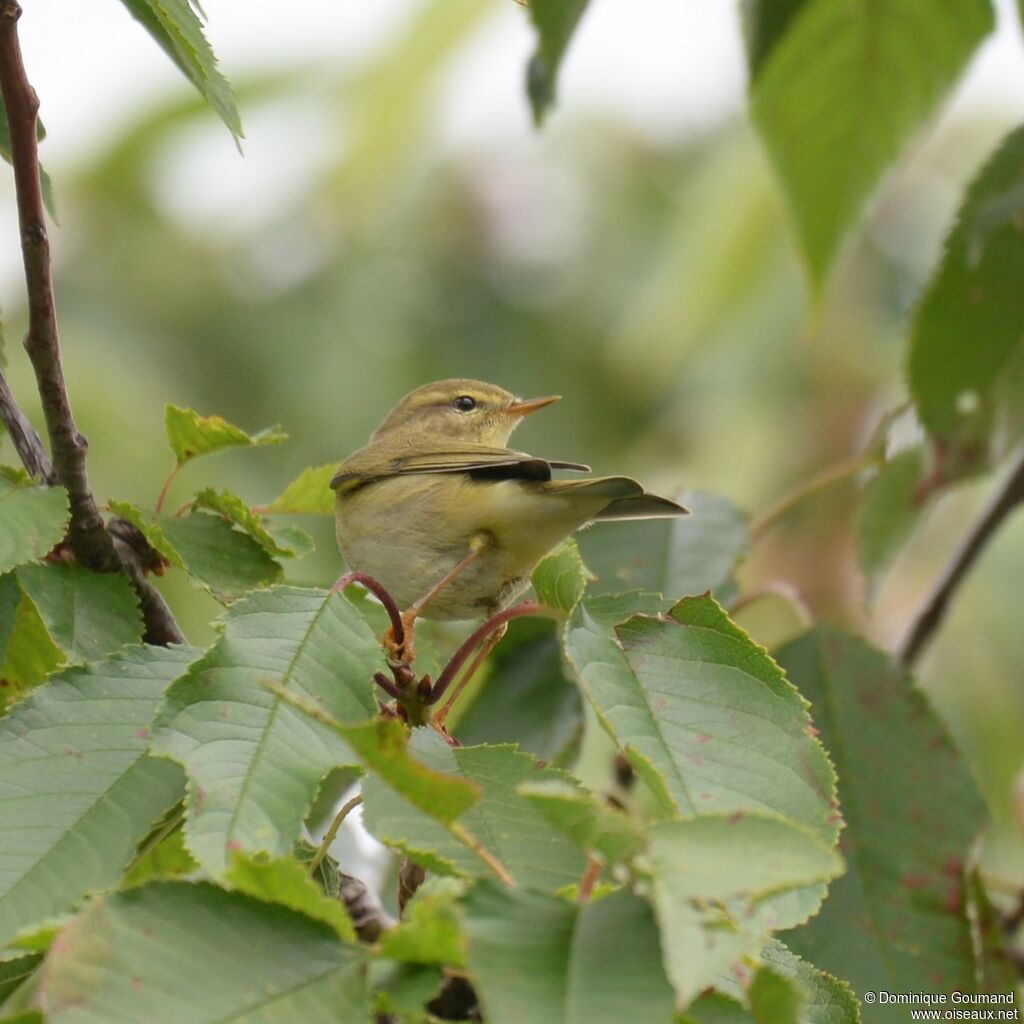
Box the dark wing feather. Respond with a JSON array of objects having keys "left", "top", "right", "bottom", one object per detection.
[{"left": 331, "top": 439, "right": 590, "bottom": 491}]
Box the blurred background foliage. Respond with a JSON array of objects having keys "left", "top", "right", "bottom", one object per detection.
[{"left": 1, "top": 0, "right": 1022, "bottom": 904}]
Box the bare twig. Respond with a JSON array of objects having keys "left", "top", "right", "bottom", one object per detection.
[
  {"left": 0, "top": 372, "right": 51, "bottom": 479},
  {"left": 750, "top": 452, "right": 870, "bottom": 541},
  {"left": 898, "top": 443, "right": 1024, "bottom": 668},
  {"left": 0, "top": 3, "right": 186, "bottom": 646},
  {"left": 428, "top": 601, "right": 560, "bottom": 706},
  {"left": 308, "top": 794, "right": 362, "bottom": 878},
  {"left": 0, "top": 1, "right": 118, "bottom": 572}
]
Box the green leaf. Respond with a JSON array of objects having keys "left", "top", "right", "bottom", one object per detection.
[
  {"left": 777, "top": 628, "right": 986, "bottom": 1010},
  {"left": 460, "top": 881, "right": 676, "bottom": 1024},
  {"left": 121, "top": 827, "right": 197, "bottom": 888},
  {"left": 524, "top": 0, "right": 592, "bottom": 125},
  {"left": 0, "top": 646, "right": 194, "bottom": 947},
  {"left": 756, "top": 941, "right": 862, "bottom": 1024},
  {"left": 33, "top": 882, "right": 369, "bottom": 1022},
  {"left": 454, "top": 616, "right": 583, "bottom": 761},
  {"left": 0, "top": 104, "right": 56, "bottom": 221},
  {"left": 0, "top": 575, "right": 64, "bottom": 707},
  {"left": 361, "top": 731, "right": 587, "bottom": 890},
  {"left": 577, "top": 490, "right": 749, "bottom": 604},
  {"left": 563, "top": 593, "right": 839, "bottom": 840},
  {"left": 517, "top": 779, "right": 646, "bottom": 865},
  {"left": 192, "top": 486, "right": 311, "bottom": 557},
  {"left": 163, "top": 404, "right": 285, "bottom": 466},
  {"left": 748, "top": 967, "right": 806, "bottom": 1024},
  {"left": 117, "top": 0, "right": 243, "bottom": 141},
  {"left": 109, "top": 501, "right": 282, "bottom": 599},
  {"left": 908, "top": 125, "right": 1024, "bottom": 480},
  {"left": 751, "top": 0, "right": 994, "bottom": 285},
  {"left": 16, "top": 563, "right": 143, "bottom": 664},
  {"left": 855, "top": 446, "right": 926, "bottom": 603},
  {"left": 0, "top": 475, "right": 68, "bottom": 575},
  {"left": 224, "top": 853, "right": 356, "bottom": 942},
  {"left": 531, "top": 538, "right": 590, "bottom": 612},
  {"left": 265, "top": 463, "right": 338, "bottom": 516},
  {"left": 0, "top": 953, "right": 42, "bottom": 1005},
  {"left": 152, "top": 586, "right": 381, "bottom": 874},
  {"left": 646, "top": 814, "right": 844, "bottom": 1006},
  {"left": 680, "top": 993, "right": 755, "bottom": 1024},
  {"left": 741, "top": 0, "right": 808, "bottom": 79},
  {"left": 160, "top": 511, "right": 283, "bottom": 599},
  {"left": 107, "top": 499, "right": 185, "bottom": 570},
  {"left": 378, "top": 876, "right": 466, "bottom": 968}
]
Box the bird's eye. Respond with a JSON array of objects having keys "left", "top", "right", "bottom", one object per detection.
[{"left": 452, "top": 395, "right": 477, "bottom": 412}]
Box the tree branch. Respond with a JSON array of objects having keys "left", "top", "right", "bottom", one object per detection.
[
  {"left": 897, "top": 443, "right": 1024, "bottom": 668},
  {"left": 0, "top": 370, "right": 51, "bottom": 480},
  {"left": 0, "top": 1, "right": 117, "bottom": 571},
  {"left": 0, "top": 2, "right": 186, "bottom": 647}
]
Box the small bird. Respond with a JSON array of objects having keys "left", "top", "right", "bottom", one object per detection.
[{"left": 332, "top": 379, "right": 686, "bottom": 624}]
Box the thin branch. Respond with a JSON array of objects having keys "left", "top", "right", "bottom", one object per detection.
[
  {"left": 0, "top": 1, "right": 117, "bottom": 572},
  {"left": 750, "top": 452, "right": 870, "bottom": 541},
  {"left": 897, "top": 443, "right": 1024, "bottom": 668},
  {"left": 308, "top": 794, "right": 362, "bottom": 878},
  {"left": 428, "top": 601, "right": 560, "bottom": 706},
  {"left": 0, "top": 371, "right": 51, "bottom": 479},
  {"left": 0, "top": 4, "right": 186, "bottom": 646},
  {"left": 332, "top": 570, "right": 405, "bottom": 651}
]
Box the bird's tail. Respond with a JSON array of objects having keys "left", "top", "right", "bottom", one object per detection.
[{"left": 544, "top": 476, "right": 688, "bottom": 521}]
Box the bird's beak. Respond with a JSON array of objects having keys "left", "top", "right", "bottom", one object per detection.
[{"left": 506, "top": 395, "right": 560, "bottom": 417}]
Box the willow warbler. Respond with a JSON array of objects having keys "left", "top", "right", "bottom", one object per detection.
[{"left": 332, "top": 379, "right": 686, "bottom": 622}]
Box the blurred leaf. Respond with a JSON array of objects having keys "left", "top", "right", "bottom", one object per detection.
[
  {"left": 33, "top": 882, "right": 369, "bottom": 1022},
  {"left": 362, "top": 730, "right": 587, "bottom": 890},
  {"left": 164, "top": 404, "right": 285, "bottom": 466},
  {"left": 730, "top": 587, "right": 811, "bottom": 651},
  {"left": 577, "top": 490, "right": 749, "bottom": 603},
  {"left": 378, "top": 876, "right": 466, "bottom": 967},
  {"left": 680, "top": 993, "right": 754, "bottom": 1024},
  {"left": 160, "top": 511, "right": 283, "bottom": 599},
  {"left": 531, "top": 538, "right": 589, "bottom": 612},
  {"left": 965, "top": 867, "right": 1022, "bottom": 994},
  {"left": 266, "top": 463, "right": 337, "bottom": 516},
  {"left": 0, "top": 103, "right": 56, "bottom": 221},
  {"left": 646, "top": 814, "right": 843, "bottom": 1005},
  {"left": 0, "top": 646, "right": 193, "bottom": 947},
  {"left": 0, "top": 953, "right": 42, "bottom": 1005},
  {"left": 741, "top": 0, "right": 808, "bottom": 79},
  {"left": 193, "top": 486, "right": 311, "bottom": 557},
  {"left": 563, "top": 593, "right": 838, "bottom": 840},
  {"left": 454, "top": 616, "right": 583, "bottom": 761},
  {"left": 117, "top": 0, "right": 242, "bottom": 141},
  {"left": 224, "top": 853, "right": 355, "bottom": 942},
  {"left": 748, "top": 967, "right": 806, "bottom": 1024},
  {"left": 0, "top": 575, "right": 63, "bottom": 707},
  {"left": 908, "top": 125, "right": 1024, "bottom": 480},
  {"left": 16, "top": 563, "right": 142, "bottom": 664},
  {"left": 751, "top": 0, "right": 993, "bottom": 285},
  {"left": 152, "top": 586, "right": 380, "bottom": 874},
  {"left": 460, "top": 881, "right": 676, "bottom": 1024},
  {"left": 0, "top": 474, "right": 68, "bottom": 575},
  {"left": 855, "top": 446, "right": 926, "bottom": 603},
  {"left": 517, "top": 778, "right": 646, "bottom": 865},
  {"left": 777, "top": 628, "right": 986, "bottom": 1011},
  {"left": 121, "top": 827, "right": 197, "bottom": 887},
  {"left": 524, "top": 0, "right": 592, "bottom": 124}
]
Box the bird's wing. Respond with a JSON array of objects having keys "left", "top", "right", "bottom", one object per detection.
[{"left": 331, "top": 440, "right": 590, "bottom": 491}]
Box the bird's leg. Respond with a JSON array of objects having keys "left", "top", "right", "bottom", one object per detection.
[
  {"left": 432, "top": 623, "right": 507, "bottom": 730},
  {"left": 388, "top": 532, "right": 493, "bottom": 665}
]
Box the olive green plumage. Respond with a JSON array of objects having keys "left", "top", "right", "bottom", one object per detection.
[{"left": 332, "top": 379, "right": 686, "bottom": 620}]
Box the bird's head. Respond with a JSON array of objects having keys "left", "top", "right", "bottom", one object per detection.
[{"left": 371, "top": 379, "right": 559, "bottom": 446}]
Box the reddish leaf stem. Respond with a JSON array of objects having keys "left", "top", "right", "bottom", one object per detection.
[{"left": 331, "top": 570, "right": 405, "bottom": 650}]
